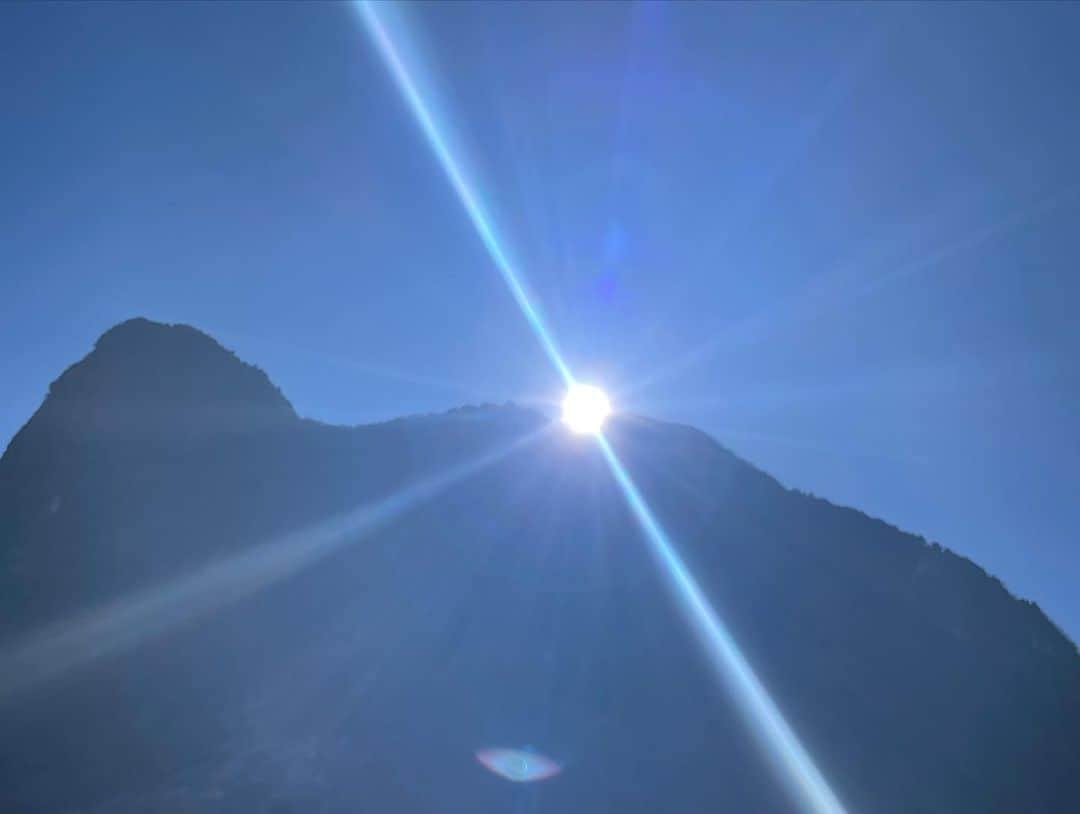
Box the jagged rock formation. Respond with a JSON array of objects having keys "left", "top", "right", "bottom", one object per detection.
[{"left": 1, "top": 319, "right": 1076, "bottom": 813}]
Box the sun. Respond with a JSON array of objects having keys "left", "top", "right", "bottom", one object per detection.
[{"left": 562, "top": 383, "right": 612, "bottom": 435}]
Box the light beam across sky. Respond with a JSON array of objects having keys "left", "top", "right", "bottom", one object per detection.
[
  {"left": 355, "top": 4, "right": 847, "bottom": 812},
  {"left": 354, "top": 1, "right": 572, "bottom": 386},
  {"left": 597, "top": 435, "right": 847, "bottom": 814},
  {"left": 0, "top": 428, "right": 544, "bottom": 700}
]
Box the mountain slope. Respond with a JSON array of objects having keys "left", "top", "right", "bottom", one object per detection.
[{"left": 0, "top": 319, "right": 1076, "bottom": 813}]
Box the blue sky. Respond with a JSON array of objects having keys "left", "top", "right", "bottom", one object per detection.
[{"left": 3, "top": 1, "right": 1078, "bottom": 638}]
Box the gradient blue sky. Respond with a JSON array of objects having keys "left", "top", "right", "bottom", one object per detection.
[{"left": 3, "top": 2, "right": 1078, "bottom": 638}]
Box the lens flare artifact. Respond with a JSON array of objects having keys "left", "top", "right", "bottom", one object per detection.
[{"left": 476, "top": 747, "right": 562, "bottom": 783}]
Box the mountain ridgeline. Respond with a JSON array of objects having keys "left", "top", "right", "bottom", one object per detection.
[{"left": 1, "top": 319, "right": 1077, "bottom": 813}]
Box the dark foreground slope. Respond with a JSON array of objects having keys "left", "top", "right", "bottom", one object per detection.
[{"left": 1, "top": 319, "right": 1077, "bottom": 813}]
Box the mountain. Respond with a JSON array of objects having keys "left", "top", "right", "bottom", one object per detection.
[{"left": 1, "top": 318, "right": 1077, "bottom": 813}]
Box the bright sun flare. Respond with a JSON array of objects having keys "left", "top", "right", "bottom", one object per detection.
[{"left": 562, "top": 384, "right": 612, "bottom": 435}]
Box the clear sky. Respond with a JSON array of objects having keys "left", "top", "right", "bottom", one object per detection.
[{"left": 3, "top": 2, "right": 1078, "bottom": 638}]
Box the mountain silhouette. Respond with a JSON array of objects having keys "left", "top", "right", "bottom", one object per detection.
[{"left": 1, "top": 319, "right": 1077, "bottom": 813}]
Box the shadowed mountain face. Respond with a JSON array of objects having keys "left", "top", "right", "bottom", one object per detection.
[{"left": 1, "top": 319, "right": 1077, "bottom": 814}]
